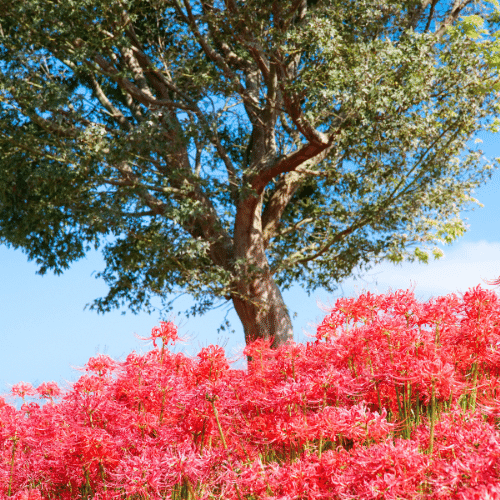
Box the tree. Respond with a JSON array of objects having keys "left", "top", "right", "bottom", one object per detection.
[{"left": 1, "top": 0, "right": 499, "bottom": 348}]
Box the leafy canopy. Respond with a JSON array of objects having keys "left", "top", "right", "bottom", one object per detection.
[{"left": 0, "top": 0, "right": 499, "bottom": 325}]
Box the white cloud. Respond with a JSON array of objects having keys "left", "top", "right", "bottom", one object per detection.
[
  {"left": 181, "top": 240, "right": 500, "bottom": 348},
  {"left": 292, "top": 240, "right": 500, "bottom": 342},
  {"left": 363, "top": 240, "right": 500, "bottom": 297}
]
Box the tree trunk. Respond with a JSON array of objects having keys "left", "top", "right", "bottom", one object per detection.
[
  {"left": 232, "top": 181, "right": 294, "bottom": 348},
  {"left": 231, "top": 268, "right": 294, "bottom": 348},
  {"left": 231, "top": 74, "right": 293, "bottom": 349}
]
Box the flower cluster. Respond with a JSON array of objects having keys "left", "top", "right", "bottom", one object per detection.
[
  {"left": 2, "top": 285, "right": 500, "bottom": 499},
  {"left": 151, "top": 321, "right": 179, "bottom": 348}
]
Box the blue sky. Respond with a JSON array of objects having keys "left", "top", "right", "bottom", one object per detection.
[{"left": 1, "top": 126, "right": 500, "bottom": 407}]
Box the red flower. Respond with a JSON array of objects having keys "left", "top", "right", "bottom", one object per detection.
[
  {"left": 85, "top": 355, "right": 117, "bottom": 377},
  {"left": 11, "top": 382, "right": 36, "bottom": 401},
  {"left": 36, "top": 382, "right": 61, "bottom": 400},
  {"left": 197, "top": 345, "right": 229, "bottom": 382},
  {"left": 485, "top": 276, "right": 500, "bottom": 286},
  {"left": 150, "top": 321, "right": 179, "bottom": 347}
]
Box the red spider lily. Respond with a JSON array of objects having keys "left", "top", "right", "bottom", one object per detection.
[
  {"left": 411, "top": 358, "right": 464, "bottom": 402},
  {"left": 461, "top": 285, "right": 500, "bottom": 322},
  {"left": 134, "top": 320, "right": 182, "bottom": 350},
  {"left": 11, "top": 488, "right": 43, "bottom": 500},
  {"left": 3, "top": 295, "right": 500, "bottom": 499},
  {"left": 196, "top": 345, "right": 229, "bottom": 383},
  {"left": 84, "top": 354, "right": 118, "bottom": 377},
  {"left": 413, "top": 409, "right": 500, "bottom": 496},
  {"left": 151, "top": 320, "right": 179, "bottom": 347},
  {"left": 419, "top": 293, "right": 463, "bottom": 336},
  {"left": 327, "top": 440, "right": 429, "bottom": 499},
  {"left": 35, "top": 381, "right": 61, "bottom": 400},
  {"left": 71, "top": 374, "right": 107, "bottom": 394},
  {"left": 243, "top": 337, "right": 275, "bottom": 362},
  {"left": 485, "top": 276, "right": 500, "bottom": 286},
  {"left": 10, "top": 382, "right": 35, "bottom": 402},
  {"left": 291, "top": 402, "right": 394, "bottom": 444}
]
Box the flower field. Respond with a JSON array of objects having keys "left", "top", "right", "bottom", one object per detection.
[{"left": 2, "top": 285, "right": 500, "bottom": 499}]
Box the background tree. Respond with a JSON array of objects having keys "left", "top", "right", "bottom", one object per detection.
[{"left": 1, "top": 0, "right": 499, "bottom": 348}]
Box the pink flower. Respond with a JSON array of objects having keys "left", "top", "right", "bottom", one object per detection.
[
  {"left": 12, "top": 488, "right": 42, "bottom": 500},
  {"left": 151, "top": 321, "right": 179, "bottom": 347},
  {"left": 36, "top": 381, "right": 61, "bottom": 400},
  {"left": 485, "top": 276, "right": 500, "bottom": 286},
  {"left": 414, "top": 358, "right": 463, "bottom": 402},
  {"left": 85, "top": 354, "right": 117, "bottom": 377},
  {"left": 5, "top": 285, "right": 500, "bottom": 499},
  {"left": 0, "top": 396, "right": 8, "bottom": 410},
  {"left": 243, "top": 337, "right": 275, "bottom": 360},
  {"left": 72, "top": 374, "right": 106, "bottom": 394},
  {"left": 197, "top": 345, "right": 229, "bottom": 382},
  {"left": 11, "top": 382, "right": 36, "bottom": 400}
]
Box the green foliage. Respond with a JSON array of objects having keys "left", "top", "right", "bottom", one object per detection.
[
  {"left": 0, "top": 0, "right": 499, "bottom": 324},
  {"left": 447, "top": 0, "right": 500, "bottom": 91}
]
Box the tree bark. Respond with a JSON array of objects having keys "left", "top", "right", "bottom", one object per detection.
[
  {"left": 231, "top": 267, "right": 294, "bottom": 348},
  {"left": 231, "top": 180, "right": 294, "bottom": 348},
  {"left": 228, "top": 51, "right": 297, "bottom": 349}
]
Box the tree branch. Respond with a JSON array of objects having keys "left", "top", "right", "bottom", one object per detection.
[
  {"left": 117, "top": 210, "right": 158, "bottom": 217},
  {"left": 261, "top": 145, "right": 339, "bottom": 247},
  {"left": 274, "top": 217, "right": 315, "bottom": 238},
  {"left": 7, "top": 89, "right": 80, "bottom": 139},
  {"left": 200, "top": 0, "right": 253, "bottom": 71},
  {"left": 404, "top": 0, "right": 434, "bottom": 31},
  {"left": 176, "top": 0, "right": 261, "bottom": 115},
  {"left": 435, "top": 0, "right": 475, "bottom": 38},
  {"left": 270, "top": 224, "right": 359, "bottom": 275},
  {"left": 119, "top": 4, "right": 239, "bottom": 198},
  {"left": 424, "top": 0, "right": 439, "bottom": 32},
  {"left": 90, "top": 55, "right": 193, "bottom": 112},
  {"left": 102, "top": 177, "right": 186, "bottom": 197},
  {"left": 251, "top": 139, "right": 335, "bottom": 195},
  {"left": 121, "top": 20, "right": 200, "bottom": 112},
  {"left": 81, "top": 67, "right": 133, "bottom": 131},
  {"left": 276, "top": 59, "right": 330, "bottom": 146},
  {"left": 279, "top": 111, "right": 303, "bottom": 149},
  {"left": 0, "top": 131, "right": 69, "bottom": 163}
]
